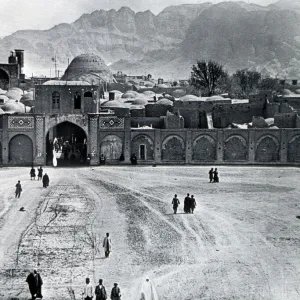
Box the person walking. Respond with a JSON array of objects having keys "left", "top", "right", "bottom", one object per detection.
[
  {"left": 15, "top": 180, "right": 22, "bottom": 198},
  {"left": 209, "top": 168, "right": 214, "bottom": 183},
  {"left": 110, "top": 283, "right": 121, "bottom": 300},
  {"left": 38, "top": 167, "right": 43, "bottom": 181},
  {"left": 95, "top": 279, "right": 107, "bottom": 300},
  {"left": 82, "top": 277, "right": 94, "bottom": 300},
  {"left": 172, "top": 194, "right": 180, "bottom": 214},
  {"left": 190, "top": 195, "right": 196, "bottom": 214},
  {"left": 213, "top": 168, "right": 219, "bottom": 183},
  {"left": 30, "top": 167, "right": 36, "bottom": 180},
  {"left": 26, "top": 269, "right": 43, "bottom": 300},
  {"left": 103, "top": 233, "right": 112, "bottom": 258},
  {"left": 184, "top": 193, "right": 190, "bottom": 213},
  {"left": 42, "top": 173, "right": 50, "bottom": 188}
]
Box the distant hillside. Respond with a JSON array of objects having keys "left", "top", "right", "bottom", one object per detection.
[{"left": 0, "top": 1, "right": 300, "bottom": 79}]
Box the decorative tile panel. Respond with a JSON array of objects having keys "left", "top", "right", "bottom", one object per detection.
[
  {"left": 100, "top": 117, "right": 124, "bottom": 129},
  {"left": 8, "top": 116, "right": 34, "bottom": 129},
  {"left": 35, "top": 116, "right": 44, "bottom": 157}
]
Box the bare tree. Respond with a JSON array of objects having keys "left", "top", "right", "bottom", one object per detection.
[{"left": 190, "top": 60, "right": 228, "bottom": 96}]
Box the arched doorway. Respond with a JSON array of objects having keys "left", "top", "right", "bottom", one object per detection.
[
  {"left": 46, "top": 121, "right": 87, "bottom": 166},
  {"left": 9, "top": 134, "right": 33, "bottom": 165},
  {"left": 0, "top": 69, "right": 9, "bottom": 90}
]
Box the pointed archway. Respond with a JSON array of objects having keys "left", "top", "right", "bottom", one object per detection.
[
  {"left": 46, "top": 121, "right": 87, "bottom": 166},
  {"left": 0, "top": 68, "right": 9, "bottom": 90}
]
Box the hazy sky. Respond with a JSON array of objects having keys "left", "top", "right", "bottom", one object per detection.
[{"left": 0, "top": 0, "right": 276, "bottom": 38}]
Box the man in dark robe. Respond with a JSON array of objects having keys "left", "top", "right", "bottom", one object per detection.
[
  {"left": 103, "top": 232, "right": 112, "bottom": 258},
  {"left": 30, "top": 167, "right": 36, "bottom": 180},
  {"left": 172, "top": 194, "right": 180, "bottom": 214},
  {"left": 15, "top": 180, "right": 22, "bottom": 198},
  {"left": 38, "top": 167, "right": 43, "bottom": 181},
  {"left": 95, "top": 279, "right": 107, "bottom": 300},
  {"left": 26, "top": 269, "right": 43, "bottom": 299},
  {"left": 213, "top": 168, "right": 219, "bottom": 183},
  {"left": 184, "top": 193, "right": 190, "bottom": 213},
  {"left": 100, "top": 154, "right": 106, "bottom": 165},
  {"left": 110, "top": 283, "right": 121, "bottom": 300},
  {"left": 42, "top": 173, "right": 50, "bottom": 188},
  {"left": 209, "top": 168, "right": 214, "bottom": 183}
]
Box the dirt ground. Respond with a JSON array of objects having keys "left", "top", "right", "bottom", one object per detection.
[{"left": 0, "top": 166, "right": 300, "bottom": 300}]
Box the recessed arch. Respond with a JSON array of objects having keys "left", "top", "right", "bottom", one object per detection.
[
  {"left": 9, "top": 134, "right": 33, "bottom": 165},
  {"left": 100, "top": 135, "right": 123, "bottom": 161},
  {"left": 192, "top": 134, "right": 216, "bottom": 161},
  {"left": 288, "top": 135, "right": 300, "bottom": 162},
  {"left": 255, "top": 135, "right": 280, "bottom": 162},
  {"left": 0, "top": 68, "right": 9, "bottom": 90},
  {"left": 131, "top": 134, "right": 154, "bottom": 160},
  {"left": 224, "top": 135, "right": 248, "bottom": 161},
  {"left": 162, "top": 135, "right": 185, "bottom": 161}
]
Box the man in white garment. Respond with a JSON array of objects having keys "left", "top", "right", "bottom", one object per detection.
[
  {"left": 82, "top": 277, "right": 94, "bottom": 300},
  {"left": 140, "top": 278, "right": 159, "bottom": 300}
]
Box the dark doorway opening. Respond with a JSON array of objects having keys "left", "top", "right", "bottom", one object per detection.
[
  {"left": 0, "top": 69, "right": 9, "bottom": 90},
  {"left": 46, "top": 122, "right": 87, "bottom": 166},
  {"left": 140, "top": 144, "right": 145, "bottom": 160}
]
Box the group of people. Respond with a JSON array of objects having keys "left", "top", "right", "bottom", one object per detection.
[
  {"left": 29, "top": 166, "right": 50, "bottom": 188},
  {"left": 209, "top": 168, "right": 219, "bottom": 183},
  {"left": 171, "top": 193, "right": 196, "bottom": 214},
  {"left": 82, "top": 277, "right": 159, "bottom": 300},
  {"left": 83, "top": 278, "right": 121, "bottom": 300}
]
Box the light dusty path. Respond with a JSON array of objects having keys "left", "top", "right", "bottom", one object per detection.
[{"left": 0, "top": 166, "right": 299, "bottom": 300}]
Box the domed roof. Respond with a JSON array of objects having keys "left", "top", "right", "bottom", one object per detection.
[
  {"left": 179, "top": 95, "right": 202, "bottom": 101},
  {"left": 2, "top": 100, "right": 26, "bottom": 113},
  {"left": 159, "top": 94, "right": 175, "bottom": 101},
  {"left": 156, "top": 98, "right": 173, "bottom": 106},
  {"left": 0, "top": 88, "right": 7, "bottom": 95},
  {"left": 6, "top": 90, "right": 22, "bottom": 101},
  {"left": 171, "top": 89, "right": 186, "bottom": 98},
  {"left": 0, "top": 95, "right": 9, "bottom": 103},
  {"left": 20, "top": 91, "right": 34, "bottom": 101},
  {"left": 206, "top": 95, "right": 224, "bottom": 101},
  {"left": 295, "top": 89, "right": 300, "bottom": 94},
  {"left": 61, "top": 53, "right": 113, "bottom": 84},
  {"left": 282, "top": 89, "right": 294, "bottom": 96},
  {"left": 143, "top": 90, "right": 155, "bottom": 97},
  {"left": 10, "top": 87, "right": 23, "bottom": 95},
  {"left": 102, "top": 100, "right": 124, "bottom": 108},
  {"left": 132, "top": 98, "right": 148, "bottom": 105},
  {"left": 121, "top": 91, "right": 139, "bottom": 99}
]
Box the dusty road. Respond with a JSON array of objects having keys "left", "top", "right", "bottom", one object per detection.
[{"left": 0, "top": 166, "right": 300, "bottom": 300}]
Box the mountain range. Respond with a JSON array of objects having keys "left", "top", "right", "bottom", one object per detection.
[{"left": 0, "top": 0, "right": 300, "bottom": 79}]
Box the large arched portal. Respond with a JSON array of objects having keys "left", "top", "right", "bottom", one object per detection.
[
  {"left": 0, "top": 69, "right": 9, "bottom": 90},
  {"left": 46, "top": 121, "right": 87, "bottom": 166}
]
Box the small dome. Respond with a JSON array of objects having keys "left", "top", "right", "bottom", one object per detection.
[
  {"left": 295, "top": 89, "right": 300, "bottom": 94},
  {"left": 9, "top": 87, "right": 23, "bottom": 95},
  {"left": 6, "top": 90, "right": 22, "bottom": 101},
  {"left": 121, "top": 91, "right": 139, "bottom": 99},
  {"left": 159, "top": 94, "right": 175, "bottom": 101},
  {"left": 20, "top": 91, "right": 34, "bottom": 101},
  {"left": 2, "top": 100, "right": 26, "bottom": 113},
  {"left": 172, "top": 89, "right": 186, "bottom": 98},
  {"left": 156, "top": 98, "right": 173, "bottom": 106},
  {"left": 282, "top": 89, "right": 294, "bottom": 96},
  {"left": 132, "top": 98, "right": 148, "bottom": 105},
  {"left": 102, "top": 100, "right": 124, "bottom": 108},
  {"left": 179, "top": 95, "right": 202, "bottom": 101},
  {"left": 158, "top": 83, "right": 169, "bottom": 88},
  {"left": 143, "top": 90, "right": 155, "bottom": 97},
  {"left": 206, "top": 95, "right": 224, "bottom": 101},
  {"left": 0, "top": 88, "right": 7, "bottom": 95}
]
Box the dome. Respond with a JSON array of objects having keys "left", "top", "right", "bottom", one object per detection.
[
  {"left": 295, "top": 89, "right": 300, "bottom": 94},
  {"left": 132, "top": 98, "right": 148, "bottom": 105},
  {"left": 171, "top": 89, "right": 186, "bottom": 98},
  {"left": 20, "top": 91, "right": 34, "bottom": 101},
  {"left": 282, "top": 89, "right": 294, "bottom": 96},
  {"left": 102, "top": 100, "right": 124, "bottom": 108},
  {"left": 60, "top": 53, "right": 113, "bottom": 84},
  {"left": 121, "top": 91, "right": 139, "bottom": 99},
  {"left": 159, "top": 94, "right": 175, "bottom": 101},
  {"left": 158, "top": 83, "right": 169, "bottom": 88},
  {"left": 179, "top": 95, "right": 202, "bottom": 101},
  {"left": 156, "top": 98, "right": 173, "bottom": 106},
  {"left": 2, "top": 100, "right": 26, "bottom": 113},
  {"left": 206, "top": 95, "right": 224, "bottom": 101},
  {"left": 9, "top": 87, "right": 23, "bottom": 95},
  {"left": 6, "top": 90, "right": 22, "bottom": 101},
  {"left": 143, "top": 90, "right": 155, "bottom": 97}
]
